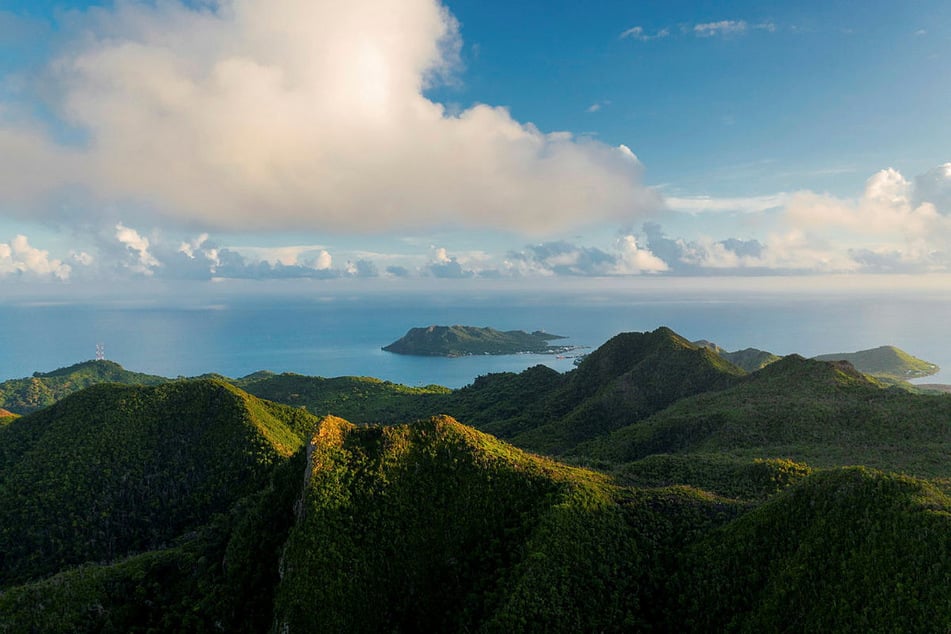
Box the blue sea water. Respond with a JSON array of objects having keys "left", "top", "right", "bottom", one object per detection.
[{"left": 1, "top": 289, "right": 949, "bottom": 387}]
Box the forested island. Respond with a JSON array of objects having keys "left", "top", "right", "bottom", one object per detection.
[
  {"left": 1, "top": 327, "right": 950, "bottom": 632},
  {"left": 382, "top": 324, "right": 582, "bottom": 357}
]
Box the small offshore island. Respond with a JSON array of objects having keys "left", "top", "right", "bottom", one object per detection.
[{"left": 383, "top": 325, "right": 584, "bottom": 357}]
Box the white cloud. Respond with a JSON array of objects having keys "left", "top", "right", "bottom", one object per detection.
[
  {"left": 694, "top": 20, "right": 748, "bottom": 37},
  {"left": 614, "top": 234, "right": 668, "bottom": 273},
  {"left": 0, "top": 0, "right": 658, "bottom": 235},
  {"left": 179, "top": 233, "right": 210, "bottom": 259},
  {"left": 0, "top": 235, "right": 72, "bottom": 280},
  {"left": 115, "top": 223, "right": 161, "bottom": 274},
  {"left": 691, "top": 20, "right": 774, "bottom": 37},
  {"left": 226, "top": 244, "right": 330, "bottom": 267},
  {"left": 665, "top": 193, "right": 789, "bottom": 214},
  {"left": 313, "top": 250, "right": 333, "bottom": 270},
  {"left": 427, "top": 246, "right": 472, "bottom": 278},
  {"left": 433, "top": 246, "right": 451, "bottom": 264},
  {"left": 655, "top": 164, "right": 951, "bottom": 274},
  {"left": 620, "top": 26, "right": 669, "bottom": 41},
  {"left": 785, "top": 168, "right": 950, "bottom": 238},
  {"left": 71, "top": 251, "right": 94, "bottom": 266},
  {"left": 914, "top": 162, "right": 951, "bottom": 211},
  {"left": 504, "top": 239, "right": 666, "bottom": 277}
]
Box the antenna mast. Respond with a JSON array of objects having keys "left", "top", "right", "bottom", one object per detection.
[{"left": 96, "top": 343, "right": 105, "bottom": 361}]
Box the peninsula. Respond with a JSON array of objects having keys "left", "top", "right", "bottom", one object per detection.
[{"left": 382, "top": 325, "right": 580, "bottom": 357}]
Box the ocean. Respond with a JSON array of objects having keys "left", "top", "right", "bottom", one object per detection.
[{"left": 1, "top": 287, "right": 949, "bottom": 387}]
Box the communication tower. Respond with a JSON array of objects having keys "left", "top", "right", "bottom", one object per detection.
[{"left": 96, "top": 343, "right": 105, "bottom": 361}]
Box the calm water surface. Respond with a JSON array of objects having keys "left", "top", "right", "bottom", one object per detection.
[{"left": 1, "top": 292, "right": 948, "bottom": 387}]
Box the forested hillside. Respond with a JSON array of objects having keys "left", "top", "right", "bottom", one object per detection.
[
  {"left": 0, "top": 360, "right": 168, "bottom": 414},
  {"left": 2, "top": 327, "right": 951, "bottom": 631}
]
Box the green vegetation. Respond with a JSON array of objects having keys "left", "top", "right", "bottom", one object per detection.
[
  {"left": 273, "top": 415, "right": 741, "bottom": 632},
  {"left": 0, "top": 379, "right": 318, "bottom": 586},
  {"left": 382, "top": 324, "right": 575, "bottom": 356},
  {"left": 814, "top": 344, "right": 940, "bottom": 381},
  {"left": 2, "top": 326, "right": 951, "bottom": 631},
  {"left": 675, "top": 468, "right": 951, "bottom": 631},
  {"left": 234, "top": 372, "right": 450, "bottom": 424},
  {"left": 0, "top": 360, "right": 168, "bottom": 414},
  {"left": 696, "top": 339, "right": 940, "bottom": 382},
  {"left": 612, "top": 454, "right": 813, "bottom": 501},
  {"left": 579, "top": 355, "right": 951, "bottom": 478},
  {"left": 721, "top": 347, "right": 782, "bottom": 372},
  {"left": 694, "top": 340, "right": 781, "bottom": 372},
  {"left": 450, "top": 328, "right": 746, "bottom": 455}
]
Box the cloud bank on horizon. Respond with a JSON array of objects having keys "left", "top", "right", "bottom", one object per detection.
[{"left": 0, "top": 0, "right": 948, "bottom": 284}]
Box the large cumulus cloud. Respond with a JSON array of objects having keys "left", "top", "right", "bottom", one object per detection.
[{"left": 0, "top": 0, "right": 658, "bottom": 234}]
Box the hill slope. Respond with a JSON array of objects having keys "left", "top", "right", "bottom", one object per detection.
[
  {"left": 235, "top": 372, "right": 450, "bottom": 423},
  {"left": 677, "top": 467, "right": 951, "bottom": 631},
  {"left": 581, "top": 355, "right": 951, "bottom": 477},
  {"left": 0, "top": 360, "right": 169, "bottom": 414},
  {"left": 693, "top": 340, "right": 782, "bottom": 372},
  {"left": 0, "top": 379, "right": 318, "bottom": 586},
  {"left": 273, "top": 415, "right": 740, "bottom": 632},
  {"left": 814, "top": 344, "right": 939, "bottom": 380},
  {"left": 453, "top": 328, "right": 746, "bottom": 454}
]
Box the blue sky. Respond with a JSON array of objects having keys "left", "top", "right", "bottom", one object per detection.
[{"left": 0, "top": 0, "right": 949, "bottom": 292}]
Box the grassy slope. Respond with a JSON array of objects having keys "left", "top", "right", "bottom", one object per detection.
[
  {"left": 0, "top": 379, "right": 319, "bottom": 586},
  {"left": 581, "top": 355, "right": 951, "bottom": 478},
  {"left": 814, "top": 345, "right": 939, "bottom": 380},
  {"left": 0, "top": 360, "right": 169, "bottom": 414}
]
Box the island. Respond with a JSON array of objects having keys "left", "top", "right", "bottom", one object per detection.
[
  {"left": 382, "top": 325, "right": 583, "bottom": 357},
  {"left": 694, "top": 340, "right": 940, "bottom": 382}
]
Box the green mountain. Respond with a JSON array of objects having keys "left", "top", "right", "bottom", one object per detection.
[
  {"left": 0, "top": 379, "right": 318, "bottom": 586},
  {"left": 272, "top": 415, "right": 740, "bottom": 633},
  {"left": 581, "top": 354, "right": 951, "bottom": 478},
  {"left": 694, "top": 339, "right": 940, "bottom": 382},
  {"left": 451, "top": 327, "right": 745, "bottom": 454},
  {"left": 693, "top": 340, "right": 782, "bottom": 372},
  {"left": 814, "top": 344, "right": 940, "bottom": 381},
  {"left": 0, "top": 360, "right": 169, "bottom": 414},
  {"left": 721, "top": 347, "right": 782, "bottom": 372},
  {"left": 382, "top": 324, "right": 572, "bottom": 356}
]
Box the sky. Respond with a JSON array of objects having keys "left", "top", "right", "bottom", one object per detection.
[{"left": 0, "top": 0, "right": 949, "bottom": 296}]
